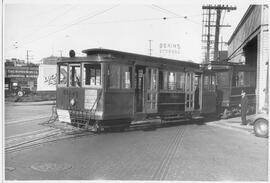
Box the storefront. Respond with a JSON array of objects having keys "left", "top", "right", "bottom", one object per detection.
[{"left": 5, "top": 66, "right": 39, "bottom": 96}]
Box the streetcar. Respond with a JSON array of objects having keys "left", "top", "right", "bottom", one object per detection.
[
  {"left": 56, "top": 48, "right": 216, "bottom": 132},
  {"left": 204, "top": 61, "right": 257, "bottom": 118}
]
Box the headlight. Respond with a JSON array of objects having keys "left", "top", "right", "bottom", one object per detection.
[{"left": 70, "top": 98, "right": 76, "bottom": 106}]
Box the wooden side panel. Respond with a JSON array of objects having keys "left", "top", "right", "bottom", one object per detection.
[
  {"left": 201, "top": 91, "right": 216, "bottom": 114},
  {"left": 56, "top": 87, "right": 85, "bottom": 110},
  {"left": 230, "top": 87, "right": 256, "bottom": 106},
  {"left": 103, "top": 90, "right": 134, "bottom": 120},
  {"left": 158, "top": 92, "right": 185, "bottom": 115}
]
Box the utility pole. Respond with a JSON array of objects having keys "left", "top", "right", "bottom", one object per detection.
[
  {"left": 149, "top": 40, "right": 153, "bottom": 56},
  {"left": 206, "top": 9, "right": 211, "bottom": 63},
  {"left": 201, "top": 5, "right": 236, "bottom": 63},
  {"left": 214, "top": 8, "right": 222, "bottom": 61},
  {"left": 26, "top": 50, "right": 32, "bottom": 65}
]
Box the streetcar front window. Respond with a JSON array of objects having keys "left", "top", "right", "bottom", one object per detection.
[
  {"left": 83, "top": 64, "right": 101, "bottom": 87},
  {"left": 58, "top": 64, "right": 68, "bottom": 86},
  {"left": 69, "top": 64, "right": 81, "bottom": 87}
]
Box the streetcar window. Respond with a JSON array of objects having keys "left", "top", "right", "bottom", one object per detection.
[
  {"left": 147, "top": 68, "right": 157, "bottom": 90},
  {"left": 232, "top": 71, "right": 255, "bottom": 87},
  {"left": 203, "top": 75, "right": 209, "bottom": 90},
  {"left": 210, "top": 75, "right": 216, "bottom": 91},
  {"left": 216, "top": 72, "right": 229, "bottom": 87},
  {"left": 238, "top": 72, "right": 245, "bottom": 86},
  {"left": 159, "top": 71, "right": 184, "bottom": 91},
  {"left": 163, "top": 71, "right": 168, "bottom": 90},
  {"left": 108, "top": 64, "right": 120, "bottom": 89},
  {"left": 122, "top": 66, "right": 132, "bottom": 89},
  {"left": 159, "top": 71, "right": 164, "bottom": 90},
  {"left": 176, "top": 72, "right": 185, "bottom": 91},
  {"left": 69, "top": 64, "right": 81, "bottom": 87},
  {"left": 168, "top": 72, "right": 176, "bottom": 90},
  {"left": 58, "top": 64, "right": 68, "bottom": 86},
  {"left": 83, "top": 64, "right": 101, "bottom": 87},
  {"left": 203, "top": 75, "right": 215, "bottom": 91}
]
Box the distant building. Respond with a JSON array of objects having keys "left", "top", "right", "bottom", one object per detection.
[
  {"left": 227, "top": 5, "right": 268, "bottom": 111},
  {"left": 37, "top": 56, "right": 59, "bottom": 91},
  {"left": 5, "top": 58, "right": 26, "bottom": 67},
  {"left": 5, "top": 65, "right": 39, "bottom": 95}
]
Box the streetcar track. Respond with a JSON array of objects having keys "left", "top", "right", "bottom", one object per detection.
[
  {"left": 5, "top": 116, "right": 50, "bottom": 126},
  {"left": 5, "top": 130, "right": 96, "bottom": 153},
  {"left": 152, "top": 126, "right": 186, "bottom": 180},
  {"left": 5, "top": 132, "right": 61, "bottom": 150},
  {"left": 159, "top": 126, "right": 186, "bottom": 180},
  {"left": 6, "top": 127, "right": 58, "bottom": 140}
]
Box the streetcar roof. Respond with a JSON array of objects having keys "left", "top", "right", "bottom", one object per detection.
[
  {"left": 82, "top": 48, "right": 199, "bottom": 68},
  {"left": 58, "top": 48, "right": 199, "bottom": 69}
]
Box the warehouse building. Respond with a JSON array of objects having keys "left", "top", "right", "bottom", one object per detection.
[{"left": 227, "top": 5, "right": 268, "bottom": 112}]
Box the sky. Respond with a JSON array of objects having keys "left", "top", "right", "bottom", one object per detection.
[{"left": 3, "top": 0, "right": 265, "bottom": 64}]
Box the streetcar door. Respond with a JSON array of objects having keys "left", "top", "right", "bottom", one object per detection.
[
  {"left": 145, "top": 67, "right": 158, "bottom": 113},
  {"left": 135, "top": 66, "right": 145, "bottom": 112},
  {"left": 194, "top": 73, "right": 201, "bottom": 111},
  {"left": 185, "top": 72, "right": 195, "bottom": 111},
  {"left": 201, "top": 72, "right": 216, "bottom": 114}
]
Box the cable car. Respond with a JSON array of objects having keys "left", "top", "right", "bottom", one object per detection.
[{"left": 56, "top": 48, "right": 215, "bottom": 132}]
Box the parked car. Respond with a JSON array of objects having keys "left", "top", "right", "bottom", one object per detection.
[
  {"left": 16, "top": 86, "right": 31, "bottom": 97},
  {"left": 248, "top": 110, "right": 268, "bottom": 138}
]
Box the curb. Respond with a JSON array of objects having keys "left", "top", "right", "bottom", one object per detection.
[{"left": 207, "top": 122, "right": 254, "bottom": 134}]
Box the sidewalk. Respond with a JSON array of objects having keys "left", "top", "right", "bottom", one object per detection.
[{"left": 206, "top": 116, "right": 254, "bottom": 134}]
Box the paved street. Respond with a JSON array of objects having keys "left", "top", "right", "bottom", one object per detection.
[
  {"left": 5, "top": 102, "right": 268, "bottom": 181},
  {"left": 5, "top": 102, "right": 54, "bottom": 137}
]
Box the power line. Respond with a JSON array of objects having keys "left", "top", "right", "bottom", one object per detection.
[
  {"left": 44, "top": 16, "right": 186, "bottom": 26},
  {"left": 22, "top": 4, "right": 120, "bottom": 46},
  {"left": 26, "top": 14, "right": 199, "bottom": 28},
  {"left": 151, "top": 4, "right": 185, "bottom": 18},
  {"left": 22, "top": 5, "right": 77, "bottom": 41},
  {"left": 150, "top": 4, "right": 201, "bottom": 25}
]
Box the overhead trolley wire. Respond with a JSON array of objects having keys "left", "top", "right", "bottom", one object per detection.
[
  {"left": 22, "top": 4, "right": 120, "bottom": 46},
  {"left": 149, "top": 4, "right": 201, "bottom": 25},
  {"left": 22, "top": 5, "right": 78, "bottom": 41}
]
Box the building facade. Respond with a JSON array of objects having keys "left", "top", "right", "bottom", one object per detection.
[
  {"left": 227, "top": 5, "right": 268, "bottom": 112},
  {"left": 5, "top": 65, "right": 39, "bottom": 95}
]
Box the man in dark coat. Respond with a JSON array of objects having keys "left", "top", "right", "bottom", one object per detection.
[{"left": 240, "top": 90, "right": 249, "bottom": 125}]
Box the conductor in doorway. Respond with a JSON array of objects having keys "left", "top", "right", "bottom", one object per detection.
[{"left": 240, "top": 90, "right": 248, "bottom": 125}]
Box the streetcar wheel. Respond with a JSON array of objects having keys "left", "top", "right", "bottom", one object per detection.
[
  {"left": 17, "top": 91, "right": 24, "bottom": 97},
  {"left": 254, "top": 119, "right": 268, "bottom": 138}
]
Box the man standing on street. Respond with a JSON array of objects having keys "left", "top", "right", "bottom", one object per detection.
[{"left": 240, "top": 90, "right": 249, "bottom": 125}]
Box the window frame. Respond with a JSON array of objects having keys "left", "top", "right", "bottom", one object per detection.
[
  {"left": 108, "top": 63, "right": 121, "bottom": 89},
  {"left": 68, "top": 63, "right": 82, "bottom": 88},
  {"left": 82, "top": 63, "right": 102, "bottom": 88},
  {"left": 57, "top": 63, "right": 69, "bottom": 87},
  {"left": 158, "top": 69, "right": 185, "bottom": 92},
  {"left": 232, "top": 71, "right": 256, "bottom": 88},
  {"left": 203, "top": 74, "right": 216, "bottom": 92},
  {"left": 121, "top": 65, "right": 133, "bottom": 89}
]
